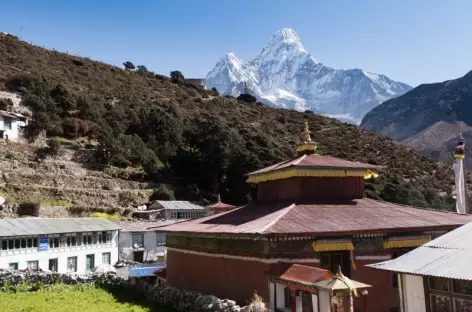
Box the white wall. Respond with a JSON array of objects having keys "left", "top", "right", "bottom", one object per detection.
[
  {"left": 0, "top": 117, "right": 20, "bottom": 141},
  {"left": 0, "top": 231, "right": 119, "bottom": 274},
  {"left": 118, "top": 231, "right": 165, "bottom": 262},
  {"left": 401, "top": 274, "right": 426, "bottom": 312},
  {"left": 318, "top": 289, "right": 330, "bottom": 312}
]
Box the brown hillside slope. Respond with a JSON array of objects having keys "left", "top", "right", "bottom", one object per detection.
[
  {"left": 0, "top": 33, "right": 465, "bottom": 210},
  {"left": 403, "top": 121, "right": 472, "bottom": 168}
]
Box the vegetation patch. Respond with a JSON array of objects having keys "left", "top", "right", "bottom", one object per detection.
[
  {"left": 40, "top": 200, "right": 73, "bottom": 207},
  {"left": 90, "top": 211, "right": 121, "bottom": 221},
  {"left": 0, "top": 283, "right": 170, "bottom": 312}
]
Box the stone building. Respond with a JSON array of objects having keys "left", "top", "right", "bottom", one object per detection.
[{"left": 155, "top": 122, "right": 472, "bottom": 312}]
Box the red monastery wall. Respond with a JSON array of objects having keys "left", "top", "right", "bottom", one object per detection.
[
  {"left": 166, "top": 248, "right": 319, "bottom": 304},
  {"left": 353, "top": 258, "right": 400, "bottom": 312}
]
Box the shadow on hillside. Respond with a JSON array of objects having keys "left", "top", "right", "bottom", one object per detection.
[{"left": 100, "top": 284, "right": 176, "bottom": 312}]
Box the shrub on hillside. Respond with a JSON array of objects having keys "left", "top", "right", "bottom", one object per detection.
[
  {"left": 170, "top": 70, "right": 185, "bottom": 83},
  {"left": 237, "top": 93, "right": 257, "bottom": 103},
  {"left": 149, "top": 184, "right": 175, "bottom": 201},
  {"left": 0, "top": 98, "right": 13, "bottom": 111}
]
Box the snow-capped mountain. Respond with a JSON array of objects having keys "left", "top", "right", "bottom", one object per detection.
[{"left": 205, "top": 28, "right": 412, "bottom": 124}]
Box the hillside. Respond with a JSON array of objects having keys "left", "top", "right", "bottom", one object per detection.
[{"left": 0, "top": 33, "right": 466, "bottom": 211}]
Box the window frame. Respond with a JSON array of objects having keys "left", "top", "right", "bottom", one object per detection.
[
  {"left": 67, "top": 256, "right": 77, "bottom": 273},
  {"left": 8, "top": 262, "right": 18, "bottom": 270},
  {"left": 102, "top": 252, "right": 111, "bottom": 265},
  {"left": 27, "top": 260, "right": 39, "bottom": 270},
  {"left": 131, "top": 232, "right": 144, "bottom": 248}
]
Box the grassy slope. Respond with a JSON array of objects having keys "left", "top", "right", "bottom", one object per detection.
[
  {"left": 0, "top": 33, "right": 464, "bottom": 210},
  {"left": 0, "top": 284, "right": 170, "bottom": 312}
]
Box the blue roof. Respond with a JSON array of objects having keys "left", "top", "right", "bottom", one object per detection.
[{"left": 128, "top": 264, "right": 165, "bottom": 277}]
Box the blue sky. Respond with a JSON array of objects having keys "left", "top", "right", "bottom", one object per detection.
[{"left": 0, "top": 0, "right": 471, "bottom": 86}]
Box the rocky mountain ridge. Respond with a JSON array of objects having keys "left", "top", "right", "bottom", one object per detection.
[{"left": 361, "top": 70, "right": 472, "bottom": 167}]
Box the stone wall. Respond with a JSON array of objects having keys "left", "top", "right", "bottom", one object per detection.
[{"left": 0, "top": 270, "right": 267, "bottom": 312}]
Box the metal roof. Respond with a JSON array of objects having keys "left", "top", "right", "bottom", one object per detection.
[
  {"left": 368, "top": 222, "right": 472, "bottom": 280},
  {"left": 0, "top": 218, "right": 121, "bottom": 237},
  {"left": 115, "top": 220, "right": 179, "bottom": 232},
  {"left": 151, "top": 201, "right": 205, "bottom": 210},
  {"left": 129, "top": 264, "right": 165, "bottom": 277},
  {"left": 155, "top": 198, "right": 472, "bottom": 235},
  {"left": 248, "top": 153, "right": 378, "bottom": 176}
]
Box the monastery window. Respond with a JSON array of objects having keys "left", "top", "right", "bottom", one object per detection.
[
  {"left": 429, "top": 277, "right": 449, "bottom": 292},
  {"left": 453, "top": 279, "right": 472, "bottom": 296},
  {"left": 283, "top": 287, "right": 292, "bottom": 308},
  {"left": 101, "top": 232, "right": 107, "bottom": 243},
  {"left": 132, "top": 232, "right": 144, "bottom": 248},
  {"left": 106, "top": 231, "right": 112, "bottom": 243},
  {"left": 14, "top": 238, "right": 20, "bottom": 249},
  {"left": 320, "top": 252, "right": 351, "bottom": 278},
  {"left": 1, "top": 240, "right": 6, "bottom": 250},
  {"left": 21, "top": 238, "right": 26, "bottom": 248},
  {"left": 33, "top": 237, "right": 38, "bottom": 248},
  {"left": 8, "top": 263, "right": 18, "bottom": 270},
  {"left": 27, "top": 238, "right": 32, "bottom": 248},
  {"left": 177, "top": 211, "right": 183, "bottom": 219},
  {"left": 8, "top": 239, "right": 13, "bottom": 249},
  {"left": 430, "top": 294, "right": 451, "bottom": 312}
]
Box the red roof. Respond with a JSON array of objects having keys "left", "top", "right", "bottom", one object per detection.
[
  {"left": 206, "top": 201, "right": 236, "bottom": 209},
  {"left": 248, "top": 153, "right": 379, "bottom": 176},
  {"left": 266, "top": 264, "right": 333, "bottom": 286},
  {"left": 154, "top": 198, "right": 472, "bottom": 235}
]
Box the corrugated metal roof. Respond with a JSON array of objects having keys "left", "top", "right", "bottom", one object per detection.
[
  {"left": 151, "top": 201, "right": 205, "bottom": 210},
  {"left": 115, "top": 220, "right": 179, "bottom": 232},
  {"left": 368, "top": 222, "right": 472, "bottom": 280},
  {"left": 154, "top": 198, "right": 472, "bottom": 235},
  {"left": 0, "top": 218, "right": 121, "bottom": 237},
  {"left": 266, "top": 264, "right": 333, "bottom": 286},
  {"left": 248, "top": 153, "right": 378, "bottom": 176}
]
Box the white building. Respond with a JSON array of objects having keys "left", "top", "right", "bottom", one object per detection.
[
  {"left": 368, "top": 222, "right": 472, "bottom": 312},
  {"left": 0, "top": 111, "right": 27, "bottom": 141},
  {"left": 148, "top": 200, "right": 207, "bottom": 220},
  {"left": 116, "top": 220, "right": 177, "bottom": 263},
  {"left": 0, "top": 218, "right": 120, "bottom": 274}
]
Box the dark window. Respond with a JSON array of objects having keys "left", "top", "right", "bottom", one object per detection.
[
  {"left": 86, "top": 254, "right": 95, "bottom": 271},
  {"left": 49, "top": 259, "right": 58, "bottom": 272},
  {"left": 1, "top": 240, "right": 7, "bottom": 250},
  {"left": 32, "top": 238, "right": 38, "bottom": 248},
  {"left": 319, "top": 252, "right": 351, "bottom": 278},
  {"left": 284, "top": 287, "right": 292, "bottom": 308},
  {"left": 14, "top": 239, "right": 20, "bottom": 249},
  {"left": 67, "top": 237, "right": 71, "bottom": 246},
  {"left": 8, "top": 239, "right": 13, "bottom": 249},
  {"left": 49, "top": 237, "right": 59, "bottom": 248},
  {"left": 101, "top": 232, "right": 107, "bottom": 243},
  {"left": 87, "top": 235, "right": 92, "bottom": 245},
  {"left": 71, "top": 236, "right": 76, "bottom": 246},
  {"left": 82, "top": 235, "right": 87, "bottom": 245},
  {"left": 21, "top": 238, "right": 26, "bottom": 248},
  {"left": 429, "top": 277, "right": 449, "bottom": 292},
  {"left": 453, "top": 279, "right": 472, "bottom": 295},
  {"left": 106, "top": 232, "right": 112, "bottom": 243},
  {"left": 27, "top": 238, "right": 32, "bottom": 248},
  {"left": 430, "top": 294, "right": 451, "bottom": 312}
]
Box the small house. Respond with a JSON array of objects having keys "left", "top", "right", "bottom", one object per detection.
[
  {"left": 116, "top": 220, "right": 178, "bottom": 263},
  {"left": 0, "top": 110, "right": 27, "bottom": 141},
  {"left": 148, "top": 200, "right": 207, "bottom": 220}
]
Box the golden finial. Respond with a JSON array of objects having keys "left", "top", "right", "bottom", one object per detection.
[{"left": 296, "top": 121, "right": 317, "bottom": 154}]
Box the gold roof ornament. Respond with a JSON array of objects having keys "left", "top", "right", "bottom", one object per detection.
[{"left": 296, "top": 121, "right": 317, "bottom": 153}]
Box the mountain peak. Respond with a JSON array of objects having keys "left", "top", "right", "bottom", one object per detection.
[{"left": 266, "top": 28, "right": 306, "bottom": 52}]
